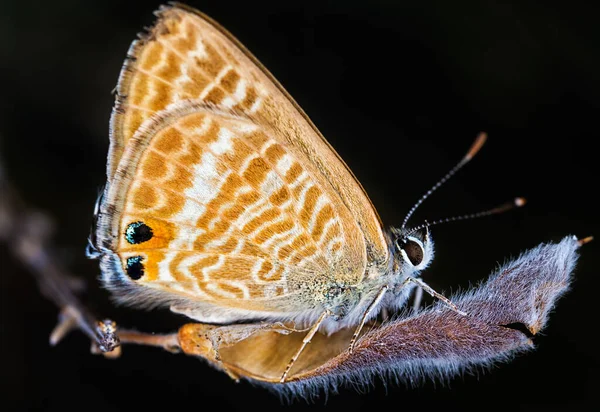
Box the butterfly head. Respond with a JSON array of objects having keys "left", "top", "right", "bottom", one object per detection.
[{"left": 390, "top": 226, "right": 434, "bottom": 277}]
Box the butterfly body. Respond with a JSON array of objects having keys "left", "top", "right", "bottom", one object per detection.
[{"left": 92, "top": 3, "right": 435, "bottom": 339}]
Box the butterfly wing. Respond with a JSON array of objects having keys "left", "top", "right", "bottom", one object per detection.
[
  {"left": 108, "top": 4, "right": 388, "bottom": 270},
  {"left": 99, "top": 103, "right": 366, "bottom": 321},
  {"left": 98, "top": 4, "right": 390, "bottom": 322}
]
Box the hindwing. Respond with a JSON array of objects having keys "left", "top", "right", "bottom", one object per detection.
[{"left": 99, "top": 104, "right": 366, "bottom": 317}]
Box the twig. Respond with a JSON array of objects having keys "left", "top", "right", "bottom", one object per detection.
[{"left": 0, "top": 157, "right": 120, "bottom": 354}]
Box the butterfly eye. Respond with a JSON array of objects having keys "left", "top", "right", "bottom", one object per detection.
[
  {"left": 396, "top": 238, "right": 424, "bottom": 266},
  {"left": 125, "top": 221, "right": 154, "bottom": 244},
  {"left": 125, "top": 256, "right": 145, "bottom": 280}
]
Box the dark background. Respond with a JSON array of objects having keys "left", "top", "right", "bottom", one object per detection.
[{"left": 1, "top": 0, "right": 598, "bottom": 410}]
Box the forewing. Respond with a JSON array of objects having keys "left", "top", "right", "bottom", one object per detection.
[
  {"left": 99, "top": 104, "right": 366, "bottom": 316},
  {"left": 109, "top": 3, "right": 388, "bottom": 270}
]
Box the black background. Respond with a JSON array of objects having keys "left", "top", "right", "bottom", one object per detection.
[{"left": 1, "top": 0, "right": 598, "bottom": 410}]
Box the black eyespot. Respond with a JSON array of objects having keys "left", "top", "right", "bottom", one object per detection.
[
  {"left": 125, "top": 221, "right": 153, "bottom": 244},
  {"left": 397, "top": 238, "right": 424, "bottom": 266},
  {"left": 125, "top": 256, "right": 145, "bottom": 280}
]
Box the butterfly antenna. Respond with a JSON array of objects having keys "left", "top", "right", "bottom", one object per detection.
[
  {"left": 400, "top": 132, "right": 488, "bottom": 231},
  {"left": 405, "top": 197, "right": 526, "bottom": 236}
]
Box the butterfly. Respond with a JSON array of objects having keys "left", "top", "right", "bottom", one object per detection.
[{"left": 90, "top": 2, "right": 522, "bottom": 384}]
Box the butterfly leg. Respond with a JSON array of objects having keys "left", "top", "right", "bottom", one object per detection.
[
  {"left": 380, "top": 307, "right": 390, "bottom": 322},
  {"left": 412, "top": 285, "right": 424, "bottom": 314},
  {"left": 348, "top": 286, "right": 388, "bottom": 353},
  {"left": 280, "top": 310, "right": 331, "bottom": 383},
  {"left": 406, "top": 277, "right": 467, "bottom": 316}
]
